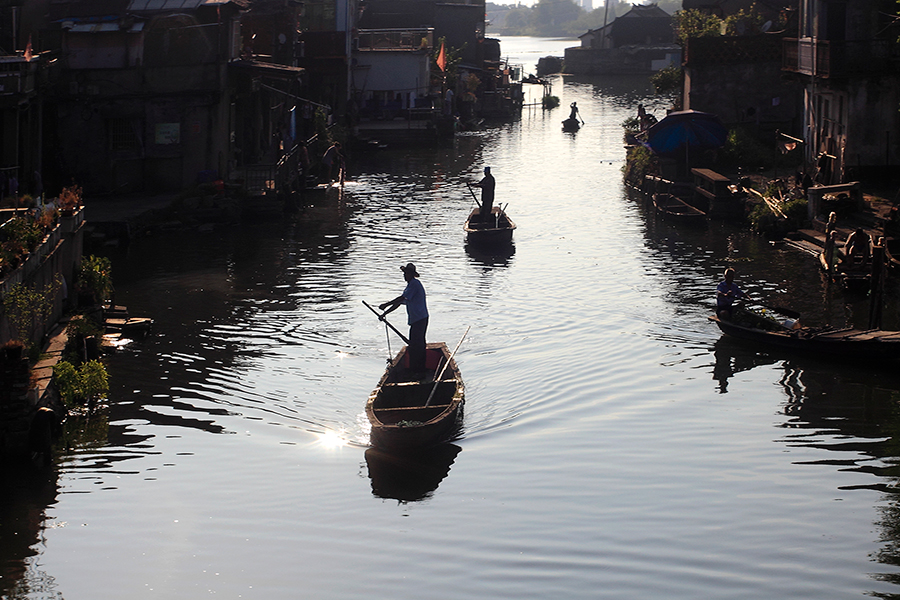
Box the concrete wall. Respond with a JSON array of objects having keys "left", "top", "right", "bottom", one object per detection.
[
  {"left": 685, "top": 59, "right": 801, "bottom": 129},
  {"left": 0, "top": 207, "right": 84, "bottom": 348},
  {"left": 563, "top": 46, "right": 681, "bottom": 75}
]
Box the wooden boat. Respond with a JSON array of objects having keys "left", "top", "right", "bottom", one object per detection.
[
  {"left": 562, "top": 117, "right": 581, "bottom": 132},
  {"left": 464, "top": 206, "right": 516, "bottom": 246},
  {"left": 652, "top": 192, "right": 706, "bottom": 223},
  {"left": 709, "top": 306, "right": 900, "bottom": 363},
  {"left": 366, "top": 342, "right": 465, "bottom": 450}
]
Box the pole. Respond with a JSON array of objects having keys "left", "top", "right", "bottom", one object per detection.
[{"left": 425, "top": 326, "right": 469, "bottom": 407}]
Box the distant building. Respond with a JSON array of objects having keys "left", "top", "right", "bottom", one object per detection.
[
  {"left": 578, "top": 3, "right": 673, "bottom": 50},
  {"left": 565, "top": 3, "right": 680, "bottom": 75}
]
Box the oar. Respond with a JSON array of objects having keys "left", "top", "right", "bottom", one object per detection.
[
  {"left": 497, "top": 202, "right": 509, "bottom": 225},
  {"left": 465, "top": 182, "right": 482, "bottom": 209},
  {"left": 362, "top": 300, "right": 410, "bottom": 344},
  {"left": 425, "top": 326, "right": 470, "bottom": 407}
]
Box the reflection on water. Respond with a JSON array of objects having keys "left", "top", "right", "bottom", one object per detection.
[
  {"left": 464, "top": 242, "right": 516, "bottom": 268},
  {"left": 365, "top": 443, "right": 462, "bottom": 502},
  {"left": 0, "top": 464, "right": 59, "bottom": 600}
]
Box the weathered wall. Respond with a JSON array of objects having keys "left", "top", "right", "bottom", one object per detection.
[
  {"left": 563, "top": 46, "right": 681, "bottom": 75},
  {"left": 0, "top": 207, "right": 84, "bottom": 347},
  {"left": 684, "top": 36, "right": 803, "bottom": 136},
  {"left": 845, "top": 77, "right": 900, "bottom": 178},
  {"left": 685, "top": 59, "right": 801, "bottom": 130}
]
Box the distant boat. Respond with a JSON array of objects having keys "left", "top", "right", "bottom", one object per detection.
[
  {"left": 562, "top": 117, "right": 581, "bottom": 132},
  {"left": 652, "top": 192, "right": 706, "bottom": 223},
  {"left": 366, "top": 342, "right": 465, "bottom": 450},
  {"left": 464, "top": 206, "right": 516, "bottom": 246}
]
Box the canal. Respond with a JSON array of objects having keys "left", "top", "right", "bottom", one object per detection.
[{"left": 5, "top": 37, "right": 900, "bottom": 600}]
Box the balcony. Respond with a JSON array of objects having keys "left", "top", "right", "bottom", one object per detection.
[
  {"left": 356, "top": 28, "right": 434, "bottom": 52},
  {"left": 783, "top": 37, "right": 898, "bottom": 79}
]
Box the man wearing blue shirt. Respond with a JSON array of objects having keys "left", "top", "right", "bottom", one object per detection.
[
  {"left": 380, "top": 263, "right": 429, "bottom": 372},
  {"left": 716, "top": 267, "right": 749, "bottom": 320}
]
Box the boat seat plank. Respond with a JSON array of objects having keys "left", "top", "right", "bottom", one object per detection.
[{"left": 374, "top": 404, "right": 451, "bottom": 412}]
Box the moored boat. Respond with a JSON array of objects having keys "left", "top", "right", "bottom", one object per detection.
[
  {"left": 464, "top": 206, "right": 516, "bottom": 246},
  {"left": 366, "top": 342, "right": 465, "bottom": 449},
  {"left": 708, "top": 306, "right": 900, "bottom": 363},
  {"left": 652, "top": 192, "right": 706, "bottom": 223}
]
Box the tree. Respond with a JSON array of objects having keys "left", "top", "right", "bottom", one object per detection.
[
  {"left": 530, "top": 0, "right": 585, "bottom": 37},
  {"left": 673, "top": 9, "right": 723, "bottom": 46}
]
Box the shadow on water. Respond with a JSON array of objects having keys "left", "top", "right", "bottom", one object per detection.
[
  {"left": 364, "top": 443, "right": 462, "bottom": 502},
  {"left": 0, "top": 464, "right": 60, "bottom": 599},
  {"left": 464, "top": 242, "right": 516, "bottom": 268}
]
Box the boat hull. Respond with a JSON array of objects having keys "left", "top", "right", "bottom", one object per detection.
[
  {"left": 709, "top": 311, "right": 900, "bottom": 362},
  {"left": 464, "top": 207, "right": 516, "bottom": 246},
  {"left": 652, "top": 193, "right": 706, "bottom": 223},
  {"left": 366, "top": 343, "right": 465, "bottom": 450}
]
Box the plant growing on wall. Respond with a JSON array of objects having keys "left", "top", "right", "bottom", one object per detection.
[
  {"left": 2, "top": 275, "right": 61, "bottom": 357},
  {"left": 673, "top": 9, "right": 723, "bottom": 46},
  {"left": 1, "top": 216, "right": 43, "bottom": 253},
  {"left": 76, "top": 255, "right": 114, "bottom": 306}
]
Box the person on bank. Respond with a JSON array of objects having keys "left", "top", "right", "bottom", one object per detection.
[
  {"left": 845, "top": 227, "right": 872, "bottom": 265},
  {"left": 475, "top": 166, "right": 495, "bottom": 217},
  {"left": 380, "top": 263, "right": 429, "bottom": 372},
  {"left": 716, "top": 267, "right": 749, "bottom": 320}
]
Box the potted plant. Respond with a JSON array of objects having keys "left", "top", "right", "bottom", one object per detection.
[{"left": 58, "top": 185, "right": 82, "bottom": 216}]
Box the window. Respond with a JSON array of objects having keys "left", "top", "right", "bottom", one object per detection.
[{"left": 108, "top": 118, "right": 140, "bottom": 152}]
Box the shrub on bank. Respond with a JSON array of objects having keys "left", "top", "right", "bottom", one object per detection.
[
  {"left": 53, "top": 359, "right": 109, "bottom": 409},
  {"left": 749, "top": 197, "right": 808, "bottom": 238},
  {"left": 717, "top": 126, "right": 802, "bottom": 173},
  {"left": 623, "top": 145, "right": 658, "bottom": 187}
]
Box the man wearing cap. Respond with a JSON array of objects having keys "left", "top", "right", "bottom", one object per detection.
[
  {"left": 379, "top": 263, "right": 429, "bottom": 372},
  {"left": 475, "top": 166, "right": 495, "bottom": 217}
]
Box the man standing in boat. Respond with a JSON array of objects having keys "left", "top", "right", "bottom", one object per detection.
[
  {"left": 380, "top": 263, "right": 429, "bottom": 372},
  {"left": 716, "top": 267, "right": 749, "bottom": 321},
  {"left": 475, "top": 166, "right": 495, "bottom": 218}
]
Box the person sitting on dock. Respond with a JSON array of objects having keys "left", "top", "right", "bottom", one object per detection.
[
  {"left": 716, "top": 267, "right": 749, "bottom": 321},
  {"left": 845, "top": 228, "right": 872, "bottom": 266},
  {"left": 380, "top": 263, "right": 429, "bottom": 373},
  {"left": 475, "top": 166, "right": 495, "bottom": 218}
]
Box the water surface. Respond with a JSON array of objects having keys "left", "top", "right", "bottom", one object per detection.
[{"left": 5, "top": 37, "right": 900, "bottom": 600}]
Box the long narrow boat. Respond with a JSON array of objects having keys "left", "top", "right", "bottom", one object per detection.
[
  {"left": 464, "top": 206, "right": 516, "bottom": 246},
  {"left": 366, "top": 342, "right": 465, "bottom": 450},
  {"left": 652, "top": 192, "right": 706, "bottom": 223},
  {"left": 708, "top": 307, "right": 900, "bottom": 362}
]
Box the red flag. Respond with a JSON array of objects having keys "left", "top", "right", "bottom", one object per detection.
[{"left": 436, "top": 42, "right": 446, "bottom": 72}]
